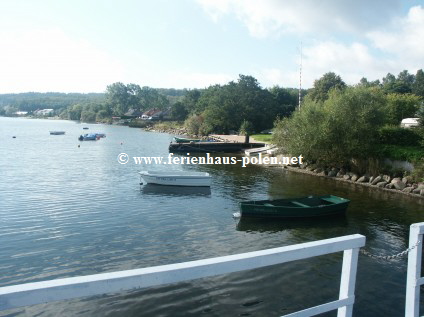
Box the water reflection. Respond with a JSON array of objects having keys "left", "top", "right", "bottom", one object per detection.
[
  {"left": 140, "top": 184, "right": 211, "bottom": 197},
  {"left": 236, "top": 215, "right": 348, "bottom": 233}
]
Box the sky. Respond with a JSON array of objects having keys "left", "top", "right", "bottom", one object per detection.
[{"left": 0, "top": 0, "right": 423, "bottom": 93}]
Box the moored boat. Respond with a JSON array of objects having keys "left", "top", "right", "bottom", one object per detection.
[
  {"left": 238, "top": 195, "right": 349, "bottom": 218},
  {"left": 78, "top": 133, "right": 98, "bottom": 141},
  {"left": 49, "top": 131, "right": 65, "bottom": 135},
  {"left": 139, "top": 170, "right": 211, "bottom": 187},
  {"left": 173, "top": 137, "right": 202, "bottom": 143}
]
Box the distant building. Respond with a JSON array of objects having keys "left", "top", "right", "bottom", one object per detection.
[
  {"left": 14, "top": 111, "right": 28, "bottom": 116},
  {"left": 34, "top": 109, "right": 54, "bottom": 116},
  {"left": 141, "top": 109, "right": 171, "bottom": 120}
]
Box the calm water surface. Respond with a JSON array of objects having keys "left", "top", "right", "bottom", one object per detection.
[{"left": 0, "top": 117, "right": 424, "bottom": 316}]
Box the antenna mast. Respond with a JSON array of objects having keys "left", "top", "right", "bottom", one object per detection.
[{"left": 298, "top": 41, "right": 302, "bottom": 110}]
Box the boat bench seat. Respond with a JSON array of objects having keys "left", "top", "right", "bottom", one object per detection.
[
  {"left": 320, "top": 198, "right": 335, "bottom": 204},
  {"left": 292, "top": 201, "right": 309, "bottom": 207}
]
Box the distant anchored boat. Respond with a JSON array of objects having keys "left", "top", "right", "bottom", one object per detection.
[
  {"left": 78, "top": 133, "right": 98, "bottom": 141},
  {"left": 49, "top": 131, "right": 65, "bottom": 135},
  {"left": 237, "top": 195, "right": 350, "bottom": 218},
  {"left": 139, "top": 171, "right": 212, "bottom": 187}
]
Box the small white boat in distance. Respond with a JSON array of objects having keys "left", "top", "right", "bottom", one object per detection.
[
  {"left": 49, "top": 131, "right": 65, "bottom": 135},
  {"left": 139, "top": 171, "right": 212, "bottom": 187}
]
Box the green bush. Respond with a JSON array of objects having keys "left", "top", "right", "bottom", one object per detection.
[
  {"left": 273, "top": 86, "right": 386, "bottom": 170},
  {"left": 378, "top": 144, "right": 424, "bottom": 161},
  {"left": 378, "top": 125, "right": 421, "bottom": 146}
]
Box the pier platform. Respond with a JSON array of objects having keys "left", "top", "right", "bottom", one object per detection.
[{"left": 169, "top": 141, "right": 266, "bottom": 153}]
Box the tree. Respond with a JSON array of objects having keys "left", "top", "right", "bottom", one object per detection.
[
  {"left": 358, "top": 77, "right": 381, "bottom": 88},
  {"left": 413, "top": 69, "right": 424, "bottom": 98},
  {"left": 170, "top": 101, "right": 189, "bottom": 121},
  {"left": 106, "top": 82, "right": 132, "bottom": 115},
  {"left": 416, "top": 102, "right": 424, "bottom": 127},
  {"left": 96, "top": 109, "right": 110, "bottom": 122},
  {"left": 268, "top": 86, "right": 298, "bottom": 118},
  {"left": 384, "top": 93, "right": 421, "bottom": 125},
  {"left": 68, "top": 104, "right": 84, "bottom": 120},
  {"left": 80, "top": 110, "right": 96, "bottom": 123},
  {"left": 239, "top": 120, "right": 254, "bottom": 135},
  {"left": 382, "top": 71, "right": 414, "bottom": 94},
  {"left": 273, "top": 86, "right": 387, "bottom": 171},
  {"left": 308, "top": 72, "right": 346, "bottom": 102},
  {"left": 184, "top": 114, "right": 204, "bottom": 135},
  {"left": 197, "top": 75, "right": 276, "bottom": 134}
]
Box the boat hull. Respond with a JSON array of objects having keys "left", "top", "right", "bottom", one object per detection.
[
  {"left": 173, "top": 137, "right": 201, "bottom": 143},
  {"left": 139, "top": 171, "right": 211, "bottom": 187},
  {"left": 240, "top": 195, "right": 349, "bottom": 218}
]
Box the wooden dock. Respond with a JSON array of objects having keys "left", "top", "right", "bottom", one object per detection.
[{"left": 169, "top": 141, "right": 266, "bottom": 153}]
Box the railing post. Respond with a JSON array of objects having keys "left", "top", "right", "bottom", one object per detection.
[
  {"left": 405, "top": 223, "right": 423, "bottom": 317},
  {"left": 337, "top": 248, "right": 360, "bottom": 317}
]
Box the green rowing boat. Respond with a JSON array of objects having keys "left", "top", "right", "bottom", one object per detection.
[
  {"left": 239, "top": 195, "right": 349, "bottom": 218},
  {"left": 173, "top": 137, "right": 202, "bottom": 143}
]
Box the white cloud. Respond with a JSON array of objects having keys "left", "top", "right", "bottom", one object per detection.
[
  {"left": 367, "top": 5, "right": 424, "bottom": 72},
  {"left": 0, "top": 29, "right": 125, "bottom": 93},
  {"left": 196, "top": 0, "right": 401, "bottom": 37},
  {"left": 258, "top": 41, "right": 398, "bottom": 88}
]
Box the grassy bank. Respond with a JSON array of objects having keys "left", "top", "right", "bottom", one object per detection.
[{"left": 251, "top": 134, "right": 273, "bottom": 143}]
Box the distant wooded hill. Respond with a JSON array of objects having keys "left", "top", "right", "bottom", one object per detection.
[{"left": 0, "top": 92, "right": 105, "bottom": 112}]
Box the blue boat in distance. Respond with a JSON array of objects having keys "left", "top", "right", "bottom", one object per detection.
[{"left": 78, "top": 133, "right": 98, "bottom": 141}]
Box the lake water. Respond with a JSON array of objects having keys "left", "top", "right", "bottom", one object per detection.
[{"left": 0, "top": 117, "right": 424, "bottom": 316}]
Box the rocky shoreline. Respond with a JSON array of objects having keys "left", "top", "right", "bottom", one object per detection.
[{"left": 281, "top": 162, "right": 424, "bottom": 200}]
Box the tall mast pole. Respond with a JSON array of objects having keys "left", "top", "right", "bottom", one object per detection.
[{"left": 298, "top": 41, "right": 302, "bottom": 110}]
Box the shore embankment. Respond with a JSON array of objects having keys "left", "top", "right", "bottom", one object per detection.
[{"left": 273, "top": 158, "right": 424, "bottom": 200}]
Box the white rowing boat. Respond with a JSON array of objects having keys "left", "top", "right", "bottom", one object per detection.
[{"left": 139, "top": 171, "right": 211, "bottom": 187}]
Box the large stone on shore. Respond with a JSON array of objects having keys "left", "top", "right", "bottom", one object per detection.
[
  {"left": 314, "top": 168, "right": 323, "bottom": 174},
  {"left": 336, "top": 171, "right": 345, "bottom": 178},
  {"left": 391, "top": 177, "right": 402, "bottom": 184},
  {"left": 376, "top": 181, "right": 388, "bottom": 188},
  {"left": 371, "top": 175, "right": 382, "bottom": 185},
  {"left": 369, "top": 176, "right": 375, "bottom": 184},
  {"left": 318, "top": 170, "right": 327, "bottom": 176},
  {"left": 421, "top": 189, "right": 424, "bottom": 196},
  {"left": 343, "top": 174, "right": 351, "bottom": 180},
  {"left": 393, "top": 180, "right": 406, "bottom": 190},
  {"left": 402, "top": 187, "right": 414, "bottom": 193},
  {"left": 417, "top": 184, "right": 424, "bottom": 190},
  {"left": 357, "top": 176, "right": 369, "bottom": 183},
  {"left": 382, "top": 175, "right": 391, "bottom": 183},
  {"left": 327, "top": 170, "right": 338, "bottom": 177},
  {"left": 385, "top": 183, "right": 395, "bottom": 189},
  {"left": 351, "top": 174, "right": 359, "bottom": 182},
  {"left": 413, "top": 188, "right": 421, "bottom": 194}
]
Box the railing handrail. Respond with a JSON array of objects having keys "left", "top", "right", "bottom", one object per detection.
[
  {"left": 405, "top": 222, "right": 424, "bottom": 317},
  {"left": 0, "top": 234, "right": 365, "bottom": 316}
]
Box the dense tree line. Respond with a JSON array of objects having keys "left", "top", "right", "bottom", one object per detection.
[
  {"left": 273, "top": 69, "right": 424, "bottom": 178},
  {"left": 173, "top": 75, "right": 301, "bottom": 135},
  {"left": 1, "top": 69, "right": 423, "bottom": 134},
  {"left": 0, "top": 92, "right": 105, "bottom": 117}
]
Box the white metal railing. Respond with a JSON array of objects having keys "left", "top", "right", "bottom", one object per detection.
[
  {"left": 0, "top": 234, "right": 365, "bottom": 317},
  {"left": 405, "top": 222, "right": 424, "bottom": 317}
]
